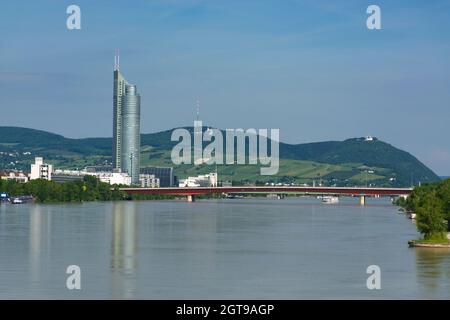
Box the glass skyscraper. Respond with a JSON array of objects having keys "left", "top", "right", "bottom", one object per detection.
[
  {"left": 113, "top": 67, "right": 126, "bottom": 170},
  {"left": 112, "top": 53, "right": 141, "bottom": 185},
  {"left": 121, "top": 84, "right": 140, "bottom": 184}
]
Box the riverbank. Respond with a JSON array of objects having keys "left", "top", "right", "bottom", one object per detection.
[
  {"left": 395, "top": 178, "right": 450, "bottom": 247},
  {"left": 408, "top": 238, "right": 450, "bottom": 248}
]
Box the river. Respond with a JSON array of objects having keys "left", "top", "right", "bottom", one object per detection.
[{"left": 0, "top": 197, "right": 449, "bottom": 299}]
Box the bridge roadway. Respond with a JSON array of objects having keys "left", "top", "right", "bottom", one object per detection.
[{"left": 119, "top": 186, "right": 412, "bottom": 204}]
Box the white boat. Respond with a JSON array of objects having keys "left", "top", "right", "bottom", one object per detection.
[
  {"left": 322, "top": 196, "right": 339, "bottom": 204},
  {"left": 407, "top": 212, "right": 416, "bottom": 219},
  {"left": 12, "top": 198, "right": 23, "bottom": 204}
]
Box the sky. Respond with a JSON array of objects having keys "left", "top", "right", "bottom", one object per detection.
[{"left": 0, "top": 0, "right": 449, "bottom": 175}]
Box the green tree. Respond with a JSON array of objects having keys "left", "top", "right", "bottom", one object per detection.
[
  {"left": 416, "top": 191, "right": 447, "bottom": 240},
  {"left": 437, "top": 179, "right": 450, "bottom": 230}
]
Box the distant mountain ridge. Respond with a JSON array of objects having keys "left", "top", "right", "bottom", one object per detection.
[{"left": 0, "top": 126, "right": 440, "bottom": 187}]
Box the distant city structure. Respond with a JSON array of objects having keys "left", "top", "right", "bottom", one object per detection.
[
  {"left": 53, "top": 168, "right": 132, "bottom": 186},
  {"left": 30, "top": 157, "right": 53, "bottom": 181},
  {"left": 139, "top": 174, "right": 160, "bottom": 188},
  {"left": 85, "top": 165, "right": 113, "bottom": 173},
  {"left": 0, "top": 171, "right": 29, "bottom": 183},
  {"left": 112, "top": 51, "right": 141, "bottom": 185},
  {"left": 51, "top": 173, "right": 84, "bottom": 183},
  {"left": 96, "top": 172, "right": 132, "bottom": 186},
  {"left": 141, "top": 166, "right": 174, "bottom": 187},
  {"left": 179, "top": 172, "right": 218, "bottom": 188}
]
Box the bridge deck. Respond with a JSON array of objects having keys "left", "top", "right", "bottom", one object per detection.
[{"left": 119, "top": 186, "right": 412, "bottom": 196}]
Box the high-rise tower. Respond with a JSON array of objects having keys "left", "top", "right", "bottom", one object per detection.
[{"left": 112, "top": 52, "right": 141, "bottom": 185}]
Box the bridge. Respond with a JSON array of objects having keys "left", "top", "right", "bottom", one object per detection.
[{"left": 119, "top": 186, "right": 413, "bottom": 205}]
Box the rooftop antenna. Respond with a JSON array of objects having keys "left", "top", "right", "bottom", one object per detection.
[
  {"left": 114, "top": 50, "right": 117, "bottom": 70},
  {"left": 114, "top": 49, "right": 120, "bottom": 71},
  {"left": 117, "top": 49, "right": 120, "bottom": 70},
  {"left": 196, "top": 99, "right": 200, "bottom": 121}
]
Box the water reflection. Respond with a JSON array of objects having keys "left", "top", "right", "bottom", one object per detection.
[
  {"left": 29, "top": 205, "right": 52, "bottom": 288},
  {"left": 110, "top": 201, "right": 137, "bottom": 299},
  {"left": 415, "top": 247, "right": 450, "bottom": 293},
  {"left": 185, "top": 204, "right": 218, "bottom": 277}
]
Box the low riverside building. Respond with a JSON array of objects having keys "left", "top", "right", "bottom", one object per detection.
[
  {"left": 52, "top": 169, "right": 85, "bottom": 183},
  {"left": 51, "top": 170, "right": 84, "bottom": 183},
  {"left": 52, "top": 169, "right": 132, "bottom": 186},
  {"left": 95, "top": 172, "right": 131, "bottom": 186},
  {"left": 140, "top": 166, "right": 174, "bottom": 187},
  {"left": 84, "top": 165, "right": 113, "bottom": 173},
  {"left": 179, "top": 172, "right": 218, "bottom": 187},
  {"left": 139, "top": 174, "right": 160, "bottom": 188},
  {"left": 0, "top": 171, "right": 29, "bottom": 183}
]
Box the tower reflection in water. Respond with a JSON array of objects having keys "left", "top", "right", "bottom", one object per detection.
[
  {"left": 110, "top": 201, "right": 137, "bottom": 299},
  {"left": 29, "top": 205, "right": 52, "bottom": 289}
]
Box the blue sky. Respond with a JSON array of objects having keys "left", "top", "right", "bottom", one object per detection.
[{"left": 0, "top": 0, "right": 449, "bottom": 175}]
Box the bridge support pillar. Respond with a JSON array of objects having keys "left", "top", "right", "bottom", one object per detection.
[
  {"left": 187, "top": 195, "right": 195, "bottom": 202},
  {"left": 360, "top": 195, "right": 366, "bottom": 206}
]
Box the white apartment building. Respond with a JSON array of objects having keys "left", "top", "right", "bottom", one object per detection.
[
  {"left": 139, "top": 174, "right": 160, "bottom": 188},
  {"left": 30, "top": 157, "right": 53, "bottom": 180}
]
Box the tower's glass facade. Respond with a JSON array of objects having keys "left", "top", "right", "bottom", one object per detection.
[
  {"left": 120, "top": 84, "right": 141, "bottom": 185},
  {"left": 113, "top": 69, "right": 126, "bottom": 170}
]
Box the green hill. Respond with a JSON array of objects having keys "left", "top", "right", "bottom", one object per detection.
[{"left": 0, "top": 126, "right": 440, "bottom": 187}]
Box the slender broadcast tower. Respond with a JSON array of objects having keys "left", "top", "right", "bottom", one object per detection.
[{"left": 112, "top": 51, "right": 141, "bottom": 185}]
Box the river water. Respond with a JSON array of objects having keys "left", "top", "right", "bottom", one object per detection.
[{"left": 0, "top": 197, "right": 449, "bottom": 299}]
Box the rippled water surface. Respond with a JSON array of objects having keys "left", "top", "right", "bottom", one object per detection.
[{"left": 1, "top": 197, "right": 449, "bottom": 299}]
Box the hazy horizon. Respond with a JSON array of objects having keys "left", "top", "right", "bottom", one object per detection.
[{"left": 1, "top": 0, "right": 449, "bottom": 175}]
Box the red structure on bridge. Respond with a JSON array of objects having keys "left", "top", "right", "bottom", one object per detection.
[{"left": 120, "top": 186, "right": 412, "bottom": 204}]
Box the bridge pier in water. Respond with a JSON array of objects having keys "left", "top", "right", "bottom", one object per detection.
[
  {"left": 187, "top": 195, "right": 196, "bottom": 202},
  {"left": 360, "top": 195, "right": 366, "bottom": 206}
]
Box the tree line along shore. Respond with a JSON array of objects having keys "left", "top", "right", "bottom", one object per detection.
[
  {"left": 396, "top": 178, "right": 450, "bottom": 246},
  {"left": 0, "top": 176, "right": 173, "bottom": 202}
]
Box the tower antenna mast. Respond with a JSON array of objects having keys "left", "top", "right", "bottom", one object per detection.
[
  {"left": 114, "top": 49, "right": 121, "bottom": 71},
  {"left": 114, "top": 50, "right": 117, "bottom": 70},
  {"left": 196, "top": 99, "right": 200, "bottom": 121},
  {"left": 117, "top": 49, "right": 120, "bottom": 70}
]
